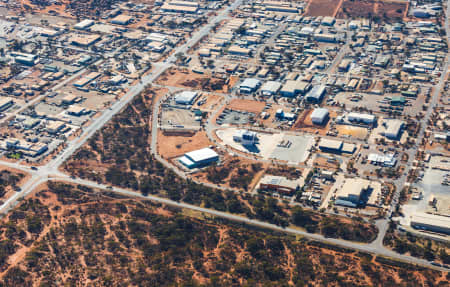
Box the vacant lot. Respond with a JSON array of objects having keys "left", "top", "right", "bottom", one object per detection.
[
  {"left": 336, "top": 0, "right": 407, "bottom": 19},
  {"left": 0, "top": 168, "right": 26, "bottom": 205},
  {"left": 156, "top": 68, "right": 232, "bottom": 93},
  {"left": 305, "top": 0, "right": 342, "bottom": 16},
  {"left": 158, "top": 130, "right": 213, "bottom": 159},
  {"left": 0, "top": 182, "right": 445, "bottom": 286},
  {"left": 226, "top": 99, "right": 266, "bottom": 114}
]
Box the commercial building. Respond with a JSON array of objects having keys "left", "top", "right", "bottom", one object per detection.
[
  {"left": 367, "top": 153, "right": 397, "bottom": 167},
  {"left": 310, "top": 108, "right": 329, "bottom": 125},
  {"left": 305, "top": 85, "right": 326, "bottom": 103},
  {"left": 239, "top": 78, "right": 261, "bottom": 93},
  {"left": 258, "top": 175, "right": 303, "bottom": 195},
  {"left": 179, "top": 147, "right": 219, "bottom": 169},
  {"left": 411, "top": 213, "right": 450, "bottom": 234},
  {"left": 174, "top": 91, "right": 198, "bottom": 105},
  {"left": 3, "top": 138, "right": 48, "bottom": 157}
]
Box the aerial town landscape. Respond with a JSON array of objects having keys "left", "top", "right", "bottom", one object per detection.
[{"left": 0, "top": 0, "right": 448, "bottom": 285}]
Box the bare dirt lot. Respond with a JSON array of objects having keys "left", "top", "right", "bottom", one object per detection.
[
  {"left": 156, "top": 68, "right": 232, "bottom": 93},
  {"left": 305, "top": 0, "right": 342, "bottom": 16},
  {"left": 158, "top": 130, "right": 213, "bottom": 159},
  {"left": 226, "top": 99, "right": 266, "bottom": 114},
  {"left": 293, "top": 109, "right": 335, "bottom": 135},
  {"left": 336, "top": 0, "right": 407, "bottom": 19}
]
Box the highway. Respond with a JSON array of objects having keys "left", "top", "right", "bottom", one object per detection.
[{"left": 0, "top": 0, "right": 448, "bottom": 273}]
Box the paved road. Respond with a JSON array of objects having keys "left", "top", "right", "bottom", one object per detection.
[
  {"left": 0, "top": 0, "right": 448, "bottom": 273},
  {"left": 370, "top": 0, "right": 450, "bottom": 251},
  {"left": 50, "top": 176, "right": 446, "bottom": 272}
]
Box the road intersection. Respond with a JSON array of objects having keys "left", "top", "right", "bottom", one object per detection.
[{"left": 0, "top": 0, "right": 448, "bottom": 273}]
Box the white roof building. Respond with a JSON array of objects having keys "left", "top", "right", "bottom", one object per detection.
[
  {"left": 74, "top": 19, "right": 94, "bottom": 30},
  {"left": 260, "top": 81, "right": 281, "bottom": 96},
  {"left": 175, "top": 91, "right": 198, "bottom": 105},
  {"left": 310, "top": 108, "right": 329, "bottom": 125}
]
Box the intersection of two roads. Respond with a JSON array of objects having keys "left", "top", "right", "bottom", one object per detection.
[{"left": 0, "top": 0, "right": 448, "bottom": 273}]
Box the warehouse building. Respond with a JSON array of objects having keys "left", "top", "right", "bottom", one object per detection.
[
  {"left": 70, "top": 34, "right": 101, "bottom": 47},
  {"left": 368, "top": 153, "right": 397, "bottom": 167},
  {"left": 179, "top": 147, "right": 219, "bottom": 169},
  {"left": 318, "top": 138, "right": 343, "bottom": 153},
  {"left": 111, "top": 14, "right": 133, "bottom": 25},
  {"left": 347, "top": 112, "right": 376, "bottom": 126},
  {"left": 335, "top": 178, "right": 373, "bottom": 207},
  {"left": 74, "top": 19, "right": 94, "bottom": 30},
  {"left": 258, "top": 175, "right": 303, "bottom": 195},
  {"left": 310, "top": 108, "right": 329, "bottom": 125},
  {"left": 280, "top": 80, "right": 311, "bottom": 97},
  {"left": 239, "top": 78, "right": 261, "bottom": 93},
  {"left": 305, "top": 85, "right": 326, "bottom": 103},
  {"left": 0, "top": 97, "right": 14, "bottom": 112},
  {"left": 174, "top": 91, "right": 198, "bottom": 105},
  {"left": 260, "top": 81, "right": 281, "bottom": 96},
  {"left": 411, "top": 213, "right": 450, "bottom": 234},
  {"left": 161, "top": 3, "right": 198, "bottom": 13},
  {"left": 228, "top": 45, "right": 251, "bottom": 56},
  {"left": 382, "top": 119, "right": 404, "bottom": 140}
]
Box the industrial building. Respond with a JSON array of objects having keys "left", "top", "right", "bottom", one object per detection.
[
  {"left": 280, "top": 80, "right": 311, "bottom": 97},
  {"left": 239, "top": 78, "right": 261, "bottom": 93},
  {"left": 310, "top": 108, "right": 329, "bottom": 125},
  {"left": 11, "top": 52, "right": 38, "bottom": 66},
  {"left": 70, "top": 34, "right": 101, "bottom": 47},
  {"left": 260, "top": 81, "right": 281, "bottom": 96},
  {"left": 347, "top": 112, "right": 376, "bottom": 126},
  {"left": 382, "top": 119, "right": 405, "bottom": 139},
  {"left": 174, "top": 91, "right": 198, "bottom": 105},
  {"left": 179, "top": 147, "right": 219, "bottom": 169},
  {"left": 368, "top": 153, "right": 397, "bottom": 167},
  {"left": 111, "top": 15, "right": 133, "bottom": 25},
  {"left": 233, "top": 130, "right": 258, "bottom": 146},
  {"left": 305, "top": 85, "right": 326, "bottom": 103},
  {"left": 0, "top": 97, "right": 14, "bottom": 112},
  {"left": 318, "top": 138, "right": 343, "bottom": 153},
  {"left": 411, "top": 213, "right": 450, "bottom": 234},
  {"left": 335, "top": 178, "right": 373, "bottom": 207},
  {"left": 258, "top": 175, "right": 303, "bottom": 195},
  {"left": 74, "top": 19, "right": 94, "bottom": 30}
]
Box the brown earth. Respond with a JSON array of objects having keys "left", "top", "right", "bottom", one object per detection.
[
  {"left": 305, "top": 0, "right": 343, "bottom": 17},
  {"left": 0, "top": 182, "right": 447, "bottom": 286},
  {"left": 336, "top": 0, "right": 407, "bottom": 19},
  {"left": 156, "top": 68, "right": 232, "bottom": 93},
  {"left": 158, "top": 130, "right": 213, "bottom": 160}
]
